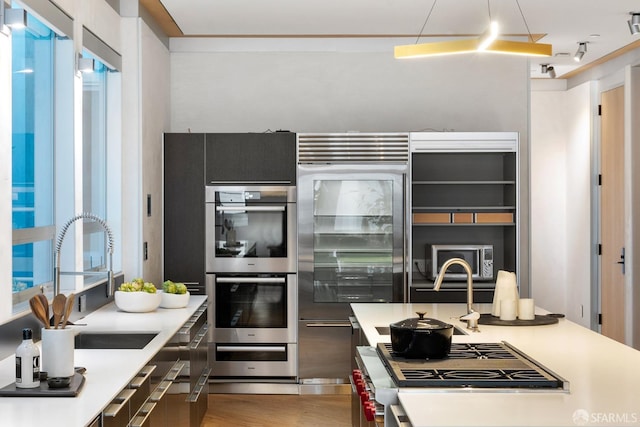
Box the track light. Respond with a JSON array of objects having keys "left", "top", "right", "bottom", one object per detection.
[
  {"left": 574, "top": 42, "right": 587, "bottom": 62},
  {"left": 628, "top": 13, "right": 640, "bottom": 35},
  {"left": 77, "top": 54, "right": 95, "bottom": 73},
  {"left": 0, "top": 2, "right": 27, "bottom": 31},
  {"left": 541, "top": 64, "right": 556, "bottom": 79},
  {"left": 547, "top": 66, "right": 556, "bottom": 79}
]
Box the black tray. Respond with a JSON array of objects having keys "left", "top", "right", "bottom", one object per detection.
[
  {"left": 0, "top": 372, "right": 85, "bottom": 397},
  {"left": 478, "top": 313, "right": 559, "bottom": 326}
]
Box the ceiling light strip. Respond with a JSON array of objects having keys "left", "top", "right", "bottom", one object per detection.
[
  {"left": 395, "top": 38, "right": 480, "bottom": 58},
  {"left": 485, "top": 39, "right": 552, "bottom": 57},
  {"left": 395, "top": 38, "right": 551, "bottom": 59}
]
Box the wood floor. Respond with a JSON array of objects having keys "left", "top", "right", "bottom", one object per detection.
[{"left": 201, "top": 394, "right": 352, "bottom": 427}]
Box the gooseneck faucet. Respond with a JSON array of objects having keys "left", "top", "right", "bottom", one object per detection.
[
  {"left": 433, "top": 257, "right": 480, "bottom": 331},
  {"left": 54, "top": 212, "right": 114, "bottom": 297}
]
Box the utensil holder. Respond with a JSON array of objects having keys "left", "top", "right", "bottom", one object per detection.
[
  {"left": 226, "top": 229, "right": 237, "bottom": 246},
  {"left": 41, "top": 328, "right": 74, "bottom": 378}
]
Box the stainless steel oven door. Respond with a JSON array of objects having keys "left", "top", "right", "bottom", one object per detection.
[
  {"left": 211, "top": 343, "right": 298, "bottom": 378},
  {"left": 209, "top": 273, "right": 297, "bottom": 343},
  {"left": 205, "top": 185, "right": 297, "bottom": 273}
]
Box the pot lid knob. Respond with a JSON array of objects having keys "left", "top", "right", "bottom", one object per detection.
[{"left": 416, "top": 311, "right": 426, "bottom": 320}]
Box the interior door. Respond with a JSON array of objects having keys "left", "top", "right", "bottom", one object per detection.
[{"left": 600, "top": 85, "right": 625, "bottom": 343}]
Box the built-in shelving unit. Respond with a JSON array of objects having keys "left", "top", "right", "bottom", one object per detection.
[{"left": 409, "top": 132, "right": 519, "bottom": 303}]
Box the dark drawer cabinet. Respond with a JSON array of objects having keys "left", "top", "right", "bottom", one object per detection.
[
  {"left": 205, "top": 132, "right": 296, "bottom": 185},
  {"left": 163, "top": 133, "right": 206, "bottom": 291}
]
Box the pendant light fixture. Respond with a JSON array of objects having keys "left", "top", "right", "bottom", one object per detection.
[{"left": 394, "top": 0, "right": 551, "bottom": 59}]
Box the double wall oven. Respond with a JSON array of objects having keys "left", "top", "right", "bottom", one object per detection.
[{"left": 205, "top": 185, "right": 297, "bottom": 382}]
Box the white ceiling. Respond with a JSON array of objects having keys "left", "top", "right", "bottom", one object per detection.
[{"left": 155, "top": 0, "right": 640, "bottom": 79}]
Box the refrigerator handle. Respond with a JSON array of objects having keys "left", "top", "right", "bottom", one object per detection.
[{"left": 403, "top": 171, "right": 410, "bottom": 303}]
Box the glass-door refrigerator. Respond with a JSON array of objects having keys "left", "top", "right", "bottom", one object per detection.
[{"left": 297, "top": 138, "right": 408, "bottom": 386}]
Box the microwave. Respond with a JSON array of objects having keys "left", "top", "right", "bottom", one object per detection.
[{"left": 427, "top": 244, "right": 494, "bottom": 281}]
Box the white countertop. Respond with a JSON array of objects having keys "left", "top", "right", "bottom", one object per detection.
[
  {"left": 351, "top": 303, "right": 640, "bottom": 427},
  {"left": 0, "top": 296, "right": 207, "bottom": 427}
]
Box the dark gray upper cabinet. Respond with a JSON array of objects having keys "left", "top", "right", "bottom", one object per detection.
[
  {"left": 205, "top": 132, "right": 296, "bottom": 185},
  {"left": 163, "top": 133, "right": 206, "bottom": 291}
]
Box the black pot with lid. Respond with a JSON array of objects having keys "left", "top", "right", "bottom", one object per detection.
[{"left": 390, "top": 312, "right": 453, "bottom": 359}]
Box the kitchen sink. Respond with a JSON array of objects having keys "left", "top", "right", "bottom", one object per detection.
[
  {"left": 375, "top": 326, "right": 467, "bottom": 336},
  {"left": 74, "top": 332, "right": 159, "bottom": 349}
]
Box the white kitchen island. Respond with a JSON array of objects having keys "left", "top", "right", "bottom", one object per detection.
[
  {"left": 0, "top": 296, "right": 207, "bottom": 427},
  {"left": 351, "top": 303, "right": 640, "bottom": 427}
]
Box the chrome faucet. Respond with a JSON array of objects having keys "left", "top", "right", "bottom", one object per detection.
[
  {"left": 433, "top": 257, "right": 480, "bottom": 331},
  {"left": 54, "top": 212, "right": 114, "bottom": 297}
]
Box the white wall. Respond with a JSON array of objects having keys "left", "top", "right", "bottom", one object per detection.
[
  {"left": 140, "top": 21, "right": 170, "bottom": 286},
  {"left": 530, "top": 82, "right": 592, "bottom": 328},
  {"left": 169, "top": 46, "right": 529, "bottom": 135},
  {"left": 120, "top": 16, "right": 171, "bottom": 285}
]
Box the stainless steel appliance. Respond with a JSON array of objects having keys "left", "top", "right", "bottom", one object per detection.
[
  {"left": 207, "top": 273, "right": 297, "bottom": 379},
  {"left": 297, "top": 133, "right": 409, "bottom": 388},
  {"left": 205, "top": 184, "right": 298, "bottom": 383},
  {"left": 352, "top": 342, "right": 568, "bottom": 427},
  {"left": 205, "top": 185, "right": 296, "bottom": 273},
  {"left": 375, "top": 341, "right": 568, "bottom": 390},
  {"left": 427, "top": 244, "right": 494, "bottom": 281}
]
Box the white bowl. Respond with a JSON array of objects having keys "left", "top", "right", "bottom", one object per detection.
[
  {"left": 114, "top": 290, "right": 161, "bottom": 313},
  {"left": 160, "top": 291, "right": 190, "bottom": 309}
]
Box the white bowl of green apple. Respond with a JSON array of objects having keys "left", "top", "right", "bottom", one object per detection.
[
  {"left": 159, "top": 280, "right": 190, "bottom": 309},
  {"left": 114, "top": 279, "right": 161, "bottom": 312}
]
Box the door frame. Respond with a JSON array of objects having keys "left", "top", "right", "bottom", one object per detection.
[{"left": 592, "top": 65, "right": 640, "bottom": 347}]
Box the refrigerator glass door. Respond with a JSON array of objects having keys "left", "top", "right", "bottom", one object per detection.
[{"left": 312, "top": 179, "right": 395, "bottom": 303}]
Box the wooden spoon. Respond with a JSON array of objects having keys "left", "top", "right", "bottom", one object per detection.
[
  {"left": 36, "top": 293, "right": 50, "bottom": 327},
  {"left": 29, "top": 296, "right": 49, "bottom": 329},
  {"left": 52, "top": 294, "right": 67, "bottom": 329},
  {"left": 61, "top": 293, "right": 75, "bottom": 329}
]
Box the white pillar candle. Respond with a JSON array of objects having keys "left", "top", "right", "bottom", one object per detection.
[
  {"left": 491, "top": 270, "right": 518, "bottom": 317},
  {"left": 518, "top": 298, "right": 535, "bottom": 320},
  {"left": 499, "top": 299, "right": 517, "bottom": 321}
]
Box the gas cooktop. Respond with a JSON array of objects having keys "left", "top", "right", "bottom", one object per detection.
[{"left": 377, "top": 342, "right": 569, "bottom": 391}]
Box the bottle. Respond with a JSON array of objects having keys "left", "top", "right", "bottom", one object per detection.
[{"left": 15, "top": 328, "right": 40, "bottom": 388}]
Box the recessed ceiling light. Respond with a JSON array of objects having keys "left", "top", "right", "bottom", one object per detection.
[
  {"left": 589, "top": 34, "right": 600, "bottom": 38},
  {"left": 554, "top": 52, "right": 570, "bottom": 57}
]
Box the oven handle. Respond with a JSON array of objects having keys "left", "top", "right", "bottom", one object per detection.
[
  {"left": 209, "top": 181, "right": 292, "bottom": 185},
  {"left": 216, "top": 277, "right": 286, "bottom": 284},
  {"left": 305, "top": 322, "right": 352, "bottom": 328},
  {"left": 217, "top": 345, "right": 286, "bottom": 352},
  {"left": 216, "top": 205, "right": 286, "bottom": 212}
]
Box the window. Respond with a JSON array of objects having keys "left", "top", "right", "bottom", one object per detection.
[
  {"left": 7, "top": 5, "right": 122, "bottom": 319},
  {"left": 11, "top": 12, "right": 58, "bottom": 311},
  {"left": 82, "top": 52, "right": 108, "bottom": 274}
]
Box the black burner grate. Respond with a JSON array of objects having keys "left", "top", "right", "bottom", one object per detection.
[{"left": 377, "top": 342, "right": 567, "bottom": 389}]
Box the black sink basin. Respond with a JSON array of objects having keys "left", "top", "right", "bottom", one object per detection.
[
  {"left": 375, "top": 325, "right": 467, "bottom": 336},
  {"left": 74, "top": 332, "right": 158, "bottom": 349}
]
